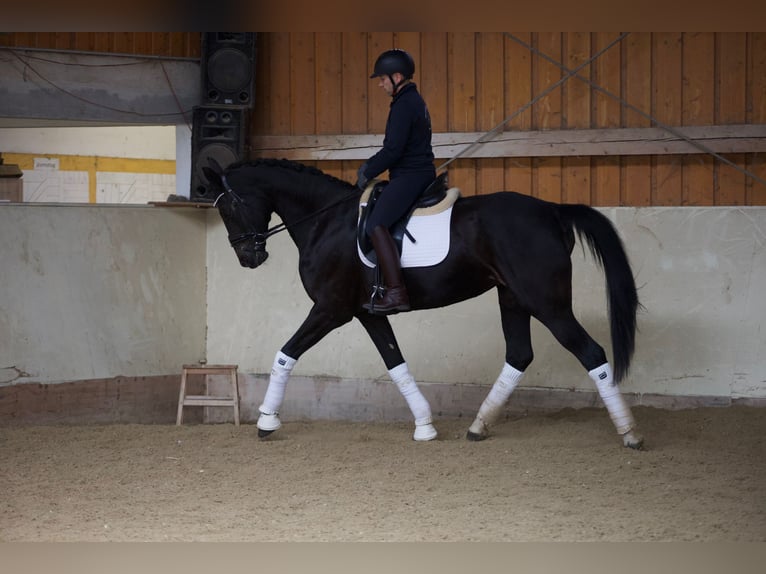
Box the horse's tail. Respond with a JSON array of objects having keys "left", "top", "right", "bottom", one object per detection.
[{"left": 557, "top": 204, "right": 639, "bottom": 383}]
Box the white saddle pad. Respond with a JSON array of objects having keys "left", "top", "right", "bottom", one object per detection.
[{"left": 357, "top": 204, "right": 455, "bottom": 269}]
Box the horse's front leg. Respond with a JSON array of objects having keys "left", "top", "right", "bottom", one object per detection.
[
  {"left": 257, "top": 304, "right": 352, "bottom": 437},
  {"left": 356, "top": 313, "right": 437, "bottom": 441}
]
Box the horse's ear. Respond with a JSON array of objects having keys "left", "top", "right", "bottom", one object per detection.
[{"left": 202, "top": 166, "right": 221, "bottom": 187}]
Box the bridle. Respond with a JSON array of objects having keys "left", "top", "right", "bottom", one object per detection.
[{"left": 214, "top": 169, "right": 360, "bottom": 249}]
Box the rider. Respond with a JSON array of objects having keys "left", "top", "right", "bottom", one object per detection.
[{"left": 357, "top": 48, "right": 436, "bottom": 315}]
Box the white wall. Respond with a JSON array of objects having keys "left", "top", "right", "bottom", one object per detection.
[
  {"left": 1, "top": 204, "right": 763, "bottom": 404},
  {"left": 0, "top": 126, "right": 176, "bottom": 159},
  {"left": 205, "top": 206, "right": 766, "bottom": 401},
  {"left": 0, "top": 204, "right": 207, "bottom": 385}
]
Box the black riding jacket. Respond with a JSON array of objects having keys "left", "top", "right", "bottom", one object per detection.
[{"left": 363, "top": 82, "right": 435, "bottom": 180}]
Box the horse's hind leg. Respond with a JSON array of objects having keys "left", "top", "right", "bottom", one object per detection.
[
  {"left": 539, "top": 310, "right": 643, "bottom": 449},
  {"left": 357, "top": 313, "right": 437, "bottom": 441},
  {"left": 467, "top": 295, "right": 533, "bottom": 441}
]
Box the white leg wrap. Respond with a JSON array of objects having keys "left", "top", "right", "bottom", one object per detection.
[
  {"left": 259, "top": 351, "right": 297, "bottom": 415},
  {"left": 589, "top": 363, "right": 635, "bottom": 435},
  {"left": 389, "top": 362, "right": 437, "bottom": 441},
  {"left": 469, "top": 363, "right": 524, "bottom": 436}
]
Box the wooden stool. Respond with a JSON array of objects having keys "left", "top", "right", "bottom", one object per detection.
[{"left": 176, "top": 364, "right": 240, "bottom": 426}]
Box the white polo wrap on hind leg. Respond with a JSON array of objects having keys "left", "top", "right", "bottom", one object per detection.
[
  {"left": 469, "top": 363, "right": 524, "bottom": 435},
  {"left": 589, "top": 362, "right": 635, "bottom": 435},
  {"left": 389, "top": 362, "right": 432, "bottom": 426},
  {"left": 259, "top": 351, "right": 297, "bottom": 415}
]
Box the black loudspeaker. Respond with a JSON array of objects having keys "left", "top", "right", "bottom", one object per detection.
[
  {"left": 201, "top": 32, "right": 256, "bottom": 107},
  {"left": 190, "top": 105, "right": 248, "bottom": 202}
]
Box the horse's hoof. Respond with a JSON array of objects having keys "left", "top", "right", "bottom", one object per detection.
[
  {"left": 623, "top": 430, "right": 644, "bottom": 450},
  {"left": 466, "top": 430, "right": 488, "bottom": 441},
  {"left": 413, "top": 423, "right": 437, "bottom": 441},
  {"left": 257, "top": 412, "right": 282, "bottom": 434}
]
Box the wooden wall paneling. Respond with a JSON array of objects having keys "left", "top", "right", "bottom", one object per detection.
[
  {"left": 681, "top": 33, "right": 715, "bottom": 205},
  {"left": 562, "top": 32, "right": 592, "bottom": 205},
  {"left": 367, "top": 33, "right": 395, "bottom": 134},
  {"left": 421, "top": 33, "right": 449, "bottom": 183},
  {"left": 504, "top": 33, "right": 533, "bottom": 196},
  {"left": 268, "top": 34, "right": 292, "bottom": 136},
  {"left": 341, "top": 33, "right": 369, "bottom": 181},
  {"left": 290, "top": 33, "right": 316, "bottom": 138},
  {"left": 421, "top": 33, "right": 448, "bottom": 134},
  {"left": 447, "top": 33, "right": 477, "bottom": 195},
  {"left": 112, "top": 32, "right": 134, "bottom": 54},
  {"left": 622, "top": 33, "right": 652, "bottom": 206},
  {"left": 315, "top": 33, "right": 343, "bottom": 179},
  {"left": 151, "top": 33, "right": 170, "bottom": 57},
  {"left": 251, "top": 34, "right": 271, "bottom": 136},
  {"left": 394, "top": 32, "right": 420, "bottom": 67},
  {"left": 532, "top": 33, "right": 562, "bottom": 203},
  {"left": 168, "top": 33, "right": 186, "bottom": 58},
  {"left": 747, "top": 33, "right": 766, "bottom": 205},
  {"left": 477, "top": 33, "right": 505, "bottom": 196},
  {"left": 74, "top": 33, "right": 95, "bottom": 51},
  {"left": 32, "top": 33, "right": 53, "bottom": 49},
  {"left": 133, "top": 33, "right": 153, "bottom": 55},
  {"left": 716, "top": 33, "right": 748, "bottom": 205},
  {"left": 652, "top": 33, "right": 683, "bottom": 206},
  {"left": 591, "top": 33, "right": 622, "bottom": 206},
  {"left": 365, "top": 32, "right": 394, "bottom": 180}
]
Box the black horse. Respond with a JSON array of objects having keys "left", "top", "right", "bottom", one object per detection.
[{"left": 204, "top": 158, "right": 643, "bottom": 448}]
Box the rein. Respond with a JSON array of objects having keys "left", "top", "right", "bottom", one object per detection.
[{"left": 217, "top": 171, "right": 360, "bottom": 247}]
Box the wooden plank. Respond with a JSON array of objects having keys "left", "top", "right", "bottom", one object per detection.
[
  {"left": 532, "top": 33, "right": 562, "bottom": 202},
  {"left": 315, "top": 33, "right": 342, "bottom": 136},
  {"left": 682, "top": 33, "right": 716, "bottom": 205},
  {"left": 504, "top": 33, "right": 533, "bottom": 195},
  {"left": 652, "top": 33, "right": 683, "bottom": 206},
  {"left": 315, "top": 33, "right": 342, "bottom": 179},
  {"left": 593, "top": 33, "right": 622, "bottom": 206},
  {"left": 447, "top": 33, "right": 477, "bottom": 194},
  {"left": 716, "top": 33, "right": 748, "bottom": 205},
  {"left": 477, "top": 33, "right": 505, "bottom": 195},
  {"left": 251, "top": 32, "right": 271, "bottom": 136},
  {"left": 421, "top": 33, "right": 448, "bottom": 133},
  {"left": 394, "top": 32, "right": 420, "bottom": 69},
  {"left": 562, "top": 33, "right": 591, "bottom": 204},
  {"left": 112, "top": 32, "right": 134, "bottom": 54},
  {"left": 151, "top": 33, "right": 170, "bottom": 57},
  {"left": 268, "top": 33, "right": 291, "bottom": 135},
  {"left": 592, "top": 156, "right": 620, "bottom": 206},
  {"left": 535, "top": 157, "right": 562, "bottom": 203},
  {"left": 249, "top": 125, "right": 766, "bottom": 160},
  {"left": 533, "top": 32, "right": 563, "bottom": 131},
  {"left": 367, "top": 32, "right": 394, "bottom": 134},
  {"left": 622, "top": 33, "right": 652, "bottom": 206},
  {"left": 290, "top": 32, "right": 316, "bottom": 135},
  {"left": 341, "top": 32, "right": 368, "bottom": 182},
  {"left": 133, "top": 33, "right": 152, "bottom": 55},
  {"left": 747, "top": 33, "right": 766, "bottom": 204}
]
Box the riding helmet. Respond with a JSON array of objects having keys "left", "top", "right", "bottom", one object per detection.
[{"left": 370, "top": 49, "right": 415, "bottom": 79}]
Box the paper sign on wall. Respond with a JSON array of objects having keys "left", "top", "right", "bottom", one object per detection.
[{"left": 34, "top": 157, "right": 59, "bottom": 171}]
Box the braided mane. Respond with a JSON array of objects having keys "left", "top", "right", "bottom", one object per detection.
[{"left": 227, "top": 158, "right": 356, "bottom": 190}]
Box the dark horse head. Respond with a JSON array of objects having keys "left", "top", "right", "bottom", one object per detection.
[{"left": 202, "top": 159, "right": 273, "bottom": 269}]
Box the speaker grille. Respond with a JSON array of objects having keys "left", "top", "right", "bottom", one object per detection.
[
  {"left": 207, "top": 48, "right": 253, "bottom": 93},
  {"left": 202, "top": 32, "right": 256, "bottom": 107},
  {"left": 190, "top": 106, "right": 248, "bottom": 202}
]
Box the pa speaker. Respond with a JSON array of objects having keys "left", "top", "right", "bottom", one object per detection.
[
  {"left": 201, "top": 32, "right": 256, "bottom": 107},
  {"left": 190, "top": 105, "right": 248, "bottom": 202}
]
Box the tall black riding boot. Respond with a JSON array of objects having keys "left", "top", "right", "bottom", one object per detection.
[{"left": 364, "top": 225, "right": 411, "bottom": 315}]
